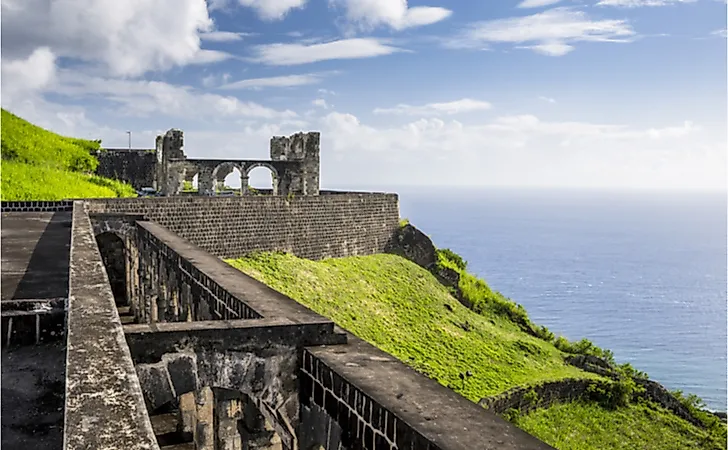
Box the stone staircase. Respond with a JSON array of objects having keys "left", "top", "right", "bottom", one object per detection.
[
  {"left": 117, "top": 305, "right": 136, "bottom": 325},
  {"left": 150, "top": 410, "right": 193, "bottom": 450}
]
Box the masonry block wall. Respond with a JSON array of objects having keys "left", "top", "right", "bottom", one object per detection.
[
  {"left": 87, "top": 194, "right": 400, "bottom": 260},
  {"left": 94, "top": 149, "right": 157, "bottom": 190},
  {"left": 299, "top": 350, "right": 433, "bottom": 450},
  {"left": 134, "top": 222, "right": 263, "bottom": 323}
]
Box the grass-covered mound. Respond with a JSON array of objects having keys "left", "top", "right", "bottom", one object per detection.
[
  {"left": 1, "top": 108, "right": 136, "bottom": 200},
  {"left": 227, "top": 252, "right": 597, "bottom": 400},
  {"left": 227, "top": 251, "right": 726, "bottom": 450},
  {"left": 517, "top": 401, "right": 725, "bottom": 450}
]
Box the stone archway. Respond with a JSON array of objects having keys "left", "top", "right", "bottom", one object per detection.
[
  {"left": 95, "top": 232, "right": 128, "bottom": 306},
  {"left": 244, "top": 163, "right": 280, "bottom": 195}
]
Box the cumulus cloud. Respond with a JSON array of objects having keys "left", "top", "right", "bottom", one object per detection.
[
  {"left": 219, "top": 73, "right": 332, "bottom": 90},
  {"left": 248, "top": 38, "right": 403, "bottom": 65},
  {"left": 446, "top": 7, "right": 635, "bottom": 55},
  {"left": 0, "top": 0, "right": 214, "bottom": 77},
  {"left": 596, "top": 0, "right": 697, "bottom": 7},
  {"left": 330, "top": 0, "right": 452, "bottom": 31},
  {"left": 313, "top": 111, "right": 721, "bottom": 190},
  {"left": 373, "top": 98, "right": 492, "bottom": 116},
  {"left": 1, "top": 47, "right": 57, "bottom": 103}
]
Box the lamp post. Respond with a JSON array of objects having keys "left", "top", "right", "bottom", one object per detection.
[{"left": 126, "top": 131, "right": 131, "bottom": 150}]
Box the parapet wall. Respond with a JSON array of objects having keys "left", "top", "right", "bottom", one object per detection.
[{"left": 87, "top": 194, "right": 400, "bottom": 260}]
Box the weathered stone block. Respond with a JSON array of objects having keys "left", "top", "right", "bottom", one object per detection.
[
  {"left": 136, "top": 362, "right": 176, "bottom": 412},
  {"left": 163, "top": 352, "right": 198, "bottom": 396}
]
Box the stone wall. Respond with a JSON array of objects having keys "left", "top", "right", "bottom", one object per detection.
[
  {"left": 301, "top": 336, "right": 554, "bottom": 450},
  {"left": 95, "top": 149, "right": 157, "bottom": 190},
  {"left": 87, "top": 194, "right": 400, "bottom": 260},
  {"left": 479, "top": 378, "right": 612, "bottom": 416},
  {"left": 134, "top": 222, "right": 263, "bottom": 323},
  {"left": 65, "top": 202, "right": 158, "bottom": 450},
  {"left": 1, "top": 200, "right": 74, "bottom": 212}
]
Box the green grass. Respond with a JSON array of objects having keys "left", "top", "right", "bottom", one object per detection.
[
  {"left": 227, "top": 251, "right": 724, "bottom": 449},
  {"left": 1, "top": 161, "right": 137, "bottom": 200},
  {"left": 517, "top": 400, "right": 726, "bottom": 450},
  {"left": 1, "top": 108, "right": 136, "bottom": 200},
  {"left": 227, "top": 252, "right": 597, "bottom": 401}
]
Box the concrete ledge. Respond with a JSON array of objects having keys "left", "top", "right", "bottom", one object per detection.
[
  {"left": 137, "top": 221, "right": 334, "bottom": 323},
  {"left": 305, "top": 334, "right": 555, "bottom": 450},
  {"left": 1, "top": 201, "right": 74, "bottom": 212},
  {"left": 64, "top": 202, "right": 159, "bottom": 450},
  {"left": 125, "top": 318, "right": 347, "bottom": 364}
]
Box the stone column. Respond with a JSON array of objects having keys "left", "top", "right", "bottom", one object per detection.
[
  {"left": 217, "top": 397, "right": 243, "bottom": 450},
  {"left": 195, "top": 387, "right": 215, "bottom": 450}
]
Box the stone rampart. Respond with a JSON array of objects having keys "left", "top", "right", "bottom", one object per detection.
[
  {"left": 87, "top": 194, "right": 400, "bottom": 260},
  {"left": 64, "top": 202, "right": 158, "bottom": 450},
  {"left": 95, "top": 149, "right": 157, "bottom": 190}
]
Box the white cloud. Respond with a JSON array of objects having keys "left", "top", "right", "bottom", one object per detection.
[
  {"left": 315, "top": 111, "right": 721, "bottom": 190},
  {"left": 447, "top": 7, "right": 635, "bottom": 55},
  {"left": 373, "top": 98, "right": 492, "bottom": 116},
  {"left": 201, "top": 73, "right": 232, "bottom": 88},
  {"left": 318, "top": 88, "right": 337, "bottom": 96},
  {"left": 539, "top": 96, "right": 557, "bottom": 103},
  {"left": 219, "top": 73, "right": 328, "bottom": 90},
  {"left": 596, "top": 0, "right": 697, "bottom": 7},
  {"left": 0, "top": 0, "right": 215, "bottom": 77},
  {"left": 50, "top": 71, "right": 298, "bottom": 120},
  {"left": 200, "top": 31, "right": 248, "bottom": 42},
  {"left": 237, "top": 0, "right": 307, "bottom": 20},
  {"left": 1, "top": 47, "right": 57, "bottom": 103},
  {"left": 312, "top": 98, "right": 329, "bottom": 109},
  {"left": 331, "top": 0, "right": 452, "bottom": 31},
  {"left": 712, "top": 28, "right": 728, "bottom": 38},
  {"left": 248, "top": 38, "right": 403, "bottom": 65},
  {"left": 517, "top": 0, "right": 563, "bottom": 8},
  {"left": 188, "top": 49, "right": 236, "bottom": 65}
]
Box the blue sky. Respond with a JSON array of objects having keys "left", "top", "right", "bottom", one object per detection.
[{"left": 1, "top": 0, "right": 726, "bottom": 190}]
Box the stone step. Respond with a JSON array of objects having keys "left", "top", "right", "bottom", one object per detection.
[
  {"left": 117, "top": 306, "right": 131, "bottom": 316},
  {"left": 150, "top": 412, "right": 178, "bottom": 436},
  {"left": 120, "top": 315, "right": 136, "bottom": 325}
]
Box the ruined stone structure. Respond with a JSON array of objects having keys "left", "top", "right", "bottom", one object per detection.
[
  {"left": 1, "top": 197, "right": 555, "bottom": 450},
  {"left": 96, "top": 129, "right": 320, "bottom": 197}
]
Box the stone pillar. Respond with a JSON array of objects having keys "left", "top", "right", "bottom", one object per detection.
[
  {"left": 241, "top": 176, "right": 250, "bottom": 195},
  {"left": 198, "top": 169, "right": 214, "bottom": 196},
  {"left": 217, "top": 397, "right": 243, "bottom": 450},
  {"left": 195, "top": 387, "right": 215, "bottom": 450},
  {"left": 178, "top": 392, "right": 197, "bottom": 441}
]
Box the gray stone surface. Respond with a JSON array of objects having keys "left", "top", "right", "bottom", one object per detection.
[
  {"left": 1, "top": 212, "right": 71, "bottom": 300},
  {"left": 64, "top": 202, "right": 159, "bottom": 450},
  {"left": 1, "top": 342, "right": 66, "bottom": 450}
]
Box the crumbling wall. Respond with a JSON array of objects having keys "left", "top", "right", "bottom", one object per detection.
[{"left": 95, "top": 149, "right": 157, "bottom": 190}]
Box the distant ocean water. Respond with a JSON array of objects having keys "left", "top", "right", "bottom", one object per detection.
[{"left": 395, "top": 186, "right": 727, "bottom": 411}]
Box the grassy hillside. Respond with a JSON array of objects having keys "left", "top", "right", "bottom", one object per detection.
[
  {"left": 227, "top": 251, "right": 726, "bottom": 450},
  {"left": 1, "top": 109, "right": 136, "bottom": 200}
]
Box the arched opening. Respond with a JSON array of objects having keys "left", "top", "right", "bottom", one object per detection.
[
  {"left": 182, "top": 173, "right": 199, "bottom": 193},
  {"left": 212, "top": 163, "right": 241, "bottom": 196},
  {"left": 223, "top": 167, "right": 243, "bottom": 195},
  {"left": 245, "top": 165, "right": 276, "bottom": 195},
  {"left": 95, "top": 232, "right": 127, "bottom": 306}
]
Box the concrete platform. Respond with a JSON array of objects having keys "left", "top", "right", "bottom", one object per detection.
[{"left": 1, "top": 212, "right": 72, "bottom": 301}]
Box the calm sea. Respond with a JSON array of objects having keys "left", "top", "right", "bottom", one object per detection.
[{"left": 393, "top": 186, "right": 727, "bottom": 411}]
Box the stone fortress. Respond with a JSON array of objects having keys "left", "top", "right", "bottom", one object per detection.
[{"left": 1, "top": 129, "right": 555, "bottom": 450}]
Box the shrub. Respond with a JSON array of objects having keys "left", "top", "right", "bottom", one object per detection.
[{"left": 438, "top": 248, "right": 467, "bottom": 270}]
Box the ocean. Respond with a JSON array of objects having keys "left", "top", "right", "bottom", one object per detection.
[{"left": 394, "top": 186, "right": 727, "bottom": 412}]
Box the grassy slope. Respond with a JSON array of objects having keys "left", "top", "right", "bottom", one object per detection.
[
  {"left": 1, "top": 109, "right": 136, "bottom": 200},
  {"left": 227, "top": 252, "right": 724, "bottom": 450},
  {"left": 518, "top": 401, "right": 725, "bottom": 450}
]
